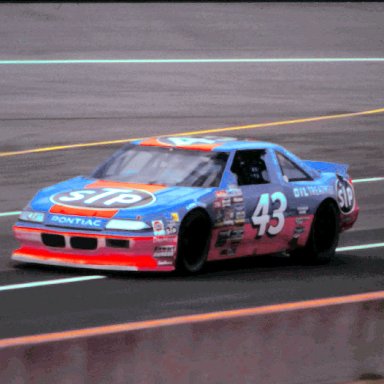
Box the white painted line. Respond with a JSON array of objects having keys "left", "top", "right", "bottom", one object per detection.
[
  {"left": 0, "top": 275, "right": 106, "bottom": 292},
  {"left": 337, "top": 243, "right": 384, "bottom": 252},
  {"left": 0, "top": 211, "right": 21, "bottom": 217},
  {"left": 352, "top": 177, "right": 384, "bottom": 184},
  {"left": 1, "top": 58, "right": 384, "bottom": 65},
  {"left": 0, "top": 243, "right": 382, "bottom": 292}
]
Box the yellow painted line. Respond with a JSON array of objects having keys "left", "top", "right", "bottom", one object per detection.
[
  {"left": 0, "top": 138, "right": 145, "bottom": 157},
  {"left": 1, "top": 107, "right": 384, "bottom": 158},
  {"left": 1, "top": 290, "right": 384, "bottom": 348}
]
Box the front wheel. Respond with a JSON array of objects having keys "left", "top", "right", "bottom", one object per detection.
[
  {"left": 176, "top": 210, "right": 211, "bottom": 274},
  {"left": 290, "top": 201, "right": 340, "bottom": 264}
]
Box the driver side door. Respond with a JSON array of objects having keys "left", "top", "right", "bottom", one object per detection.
[{"left": 230, "top": 149, "right": 291, "bottom": 256}]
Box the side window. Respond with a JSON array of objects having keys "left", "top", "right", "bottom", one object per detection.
[
  {"left": 276, "top": 152, "right": 312, "bottom": 182},
  {"left": 231, "top": 150, "right": 270, "bottom": 186}
]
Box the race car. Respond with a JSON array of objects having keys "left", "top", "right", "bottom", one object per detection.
[{"left": 12, "top": 136, "right": 359, "bottom": 273}]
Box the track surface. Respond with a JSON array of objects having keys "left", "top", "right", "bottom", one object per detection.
[{"left": 0, "top": 3, "right": 383, "bottom": 338}]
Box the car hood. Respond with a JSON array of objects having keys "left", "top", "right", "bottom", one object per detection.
[{"left": 29, "top": 176, "right": 214, "bottom": 221}]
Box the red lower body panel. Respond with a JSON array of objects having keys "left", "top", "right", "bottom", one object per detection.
[
  {"left": 340, "top": 204, "right": 359, "bottom": 231},
  {"left": 13, "top": 213, "right": 317, "bottom": 271},
  {"left": 207, "top": 215, "right": 314, "bottom": 261}
]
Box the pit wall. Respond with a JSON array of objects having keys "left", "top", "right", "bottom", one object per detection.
[{"left": 1, "top": 292, "right": 384, "bottom": 384}]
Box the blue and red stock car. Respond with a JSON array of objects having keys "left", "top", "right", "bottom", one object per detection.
[{"left": 12, "top": 136, "right": 359, "bottom": 273}]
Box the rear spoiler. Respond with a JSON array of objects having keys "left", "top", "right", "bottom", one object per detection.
[{"left": 303, "top": 160, "right": 349, "bottom": 178}]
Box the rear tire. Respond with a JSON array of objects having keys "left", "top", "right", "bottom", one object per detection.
[
  {"left": 176, "top": 210, "right": 211, "bottom": 274},
  {"left": 290, "top": 200, "right": 340, "bottom": 264}
]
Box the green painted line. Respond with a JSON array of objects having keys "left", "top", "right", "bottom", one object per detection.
[
  {"left": 0, "top": 211, "right": 21, "bottom": 217},
  {"left": 352, "top": 177, "right": 384, "bottom": 183},
  {"left": 1, "top": 58, "right": 384, "bottom": 65},
  {"left": 337, "top": 243, "right": 384, "bottom": 252},
  {"left": 0, "top": 275, "right": 106, "bottom": 292}
]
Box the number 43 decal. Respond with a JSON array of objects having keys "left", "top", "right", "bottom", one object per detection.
[{"left": 251, "top": 192, "right": 287, "bottom": 237}]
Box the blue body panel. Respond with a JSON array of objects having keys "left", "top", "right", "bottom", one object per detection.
[{"left": 24, "top": 137, "right": 353, "bottom": 229}]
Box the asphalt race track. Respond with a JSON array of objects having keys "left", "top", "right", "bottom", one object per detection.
[{"left": 0, "top": 3, "right": 383, "bottom": 339}]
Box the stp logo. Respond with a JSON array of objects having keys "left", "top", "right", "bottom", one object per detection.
[
  {"left": 51, "top": 188, "right": 155, "bottom": 210},
  {"left": 335, "top": 178, "right": 355, "bottom": 214},
  {"left": 157, "top": 137, "right": 218, "bottom": 147}
]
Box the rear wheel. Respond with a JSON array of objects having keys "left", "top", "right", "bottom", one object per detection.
[
  {"left": 176, "top": 210, "right": 211, "bottom": 274},
  {"left": 290, "top": 200, "right": 340, "bottom": 264}
]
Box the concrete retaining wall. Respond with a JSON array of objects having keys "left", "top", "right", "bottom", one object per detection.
[{"left": 1, "top": 293, "right": 384, "bottom": 384}]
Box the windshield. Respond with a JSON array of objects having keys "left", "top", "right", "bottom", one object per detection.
[{"left": 92, "top": 145, "right": 229, "bottom": 188}]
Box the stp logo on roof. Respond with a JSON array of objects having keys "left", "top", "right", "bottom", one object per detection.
[
  {"left": 156, "top": 136, "right": 236, "bottom": 146},
  {"left": 51, "top": 188, "right": 156, "bottom": 210},
  {"left": 158, "top": 137, "right": 218, "bottom": 146},
  {"left": 139, "top": 136, "right": 238, "bottom": 150}
]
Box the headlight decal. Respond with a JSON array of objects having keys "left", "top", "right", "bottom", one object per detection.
[
  {"left": 106, "top": 219, "right": 150, "bottom": 231},
  {"left": 19, "top": 211, "right": 45, "bottom": 223}
]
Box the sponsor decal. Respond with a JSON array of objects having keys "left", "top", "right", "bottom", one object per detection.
[
  {"left": 216, "top": 190, "right": 228, "bottom": 198},
  {"left": 215, "top": 229, "right": 244, "bottom": 247},
  {"left": 293, "top": 226, "right": 305, "bottom": 237},
  {"left": 293, "top": 185, "right": 333, "bottom": 198},
  {"left": 215, "top": 208, "right": 235, "bottom": 227},
  {"left": 220, "top": 246, "right": 238, "bottom": 256},
  {"left": 222, "top": 198, "right": 231, "bottom": 208},
  {"left": 154, "top": 245, "right": 176, "bottom": 258},
  {"left": 46, "top": 214, "right": 106, "bottom": 230},
  {"left": 227, "top": 186, "right": 243, "bottom": 197},
  {"left": 215, "top": 230, "right": 231, "bottom": 247},
  {"left": 51, "top": 188, "right": 155, "bottom": 210},
  {"left": 224, "top": 208, "right": 235, "bottom": 225},
  {"left": 214, "top": 187, "right": 245, "bottom": 228},
  {"left": 232, "top": 196, "right": 244, "bottom": 204},
  {"left": 153, "top": 235, "right": 178, "bottom": 244},
  {"left": 234, "top": 209, "right": 246, "bottom": 225},
  {"left": 295, "top": 216, "right": 310, "bottom": 225},
  {"left": 157, "top": 260, "right": 173, "bottom": 266},
  {"left": 230, "top": 228, "right": 244, "bottom": 243},
  {"left": 170, "top": 212, "right": 179, "bottom": 222},
  {"left": 336, "top": 177, "right": 355, "bottom": 214},
  {"left": 152, "top": 220, "right": 166, "bottom": 236},
  {"left": 297, "top": 206, "right": 309, "bottom": 215},
  {"left": 166, "top": 221, "right": 178, "bottom": 235}
]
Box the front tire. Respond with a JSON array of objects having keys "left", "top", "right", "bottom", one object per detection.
[
  {"left": 290, "top": 200, "right": 340, "bottom": 264},
  {"left": 176, "top": 210, "right": 211, "bottom": 274}
]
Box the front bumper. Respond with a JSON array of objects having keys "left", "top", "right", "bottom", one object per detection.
[{"left": 12, "top": 224, "right": 177, "bottom": 272}]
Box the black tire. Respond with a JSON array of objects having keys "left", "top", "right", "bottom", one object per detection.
[
  {"left": 290, "top": 200, "right": 340, "bottom": 264},
  {"left": 176, "top": 210, "right": 211, "bottom": 274}
]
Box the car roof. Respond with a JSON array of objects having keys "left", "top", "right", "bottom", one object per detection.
[{"left": 133, "top": 136, "right": 280, "bottom": 152}]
